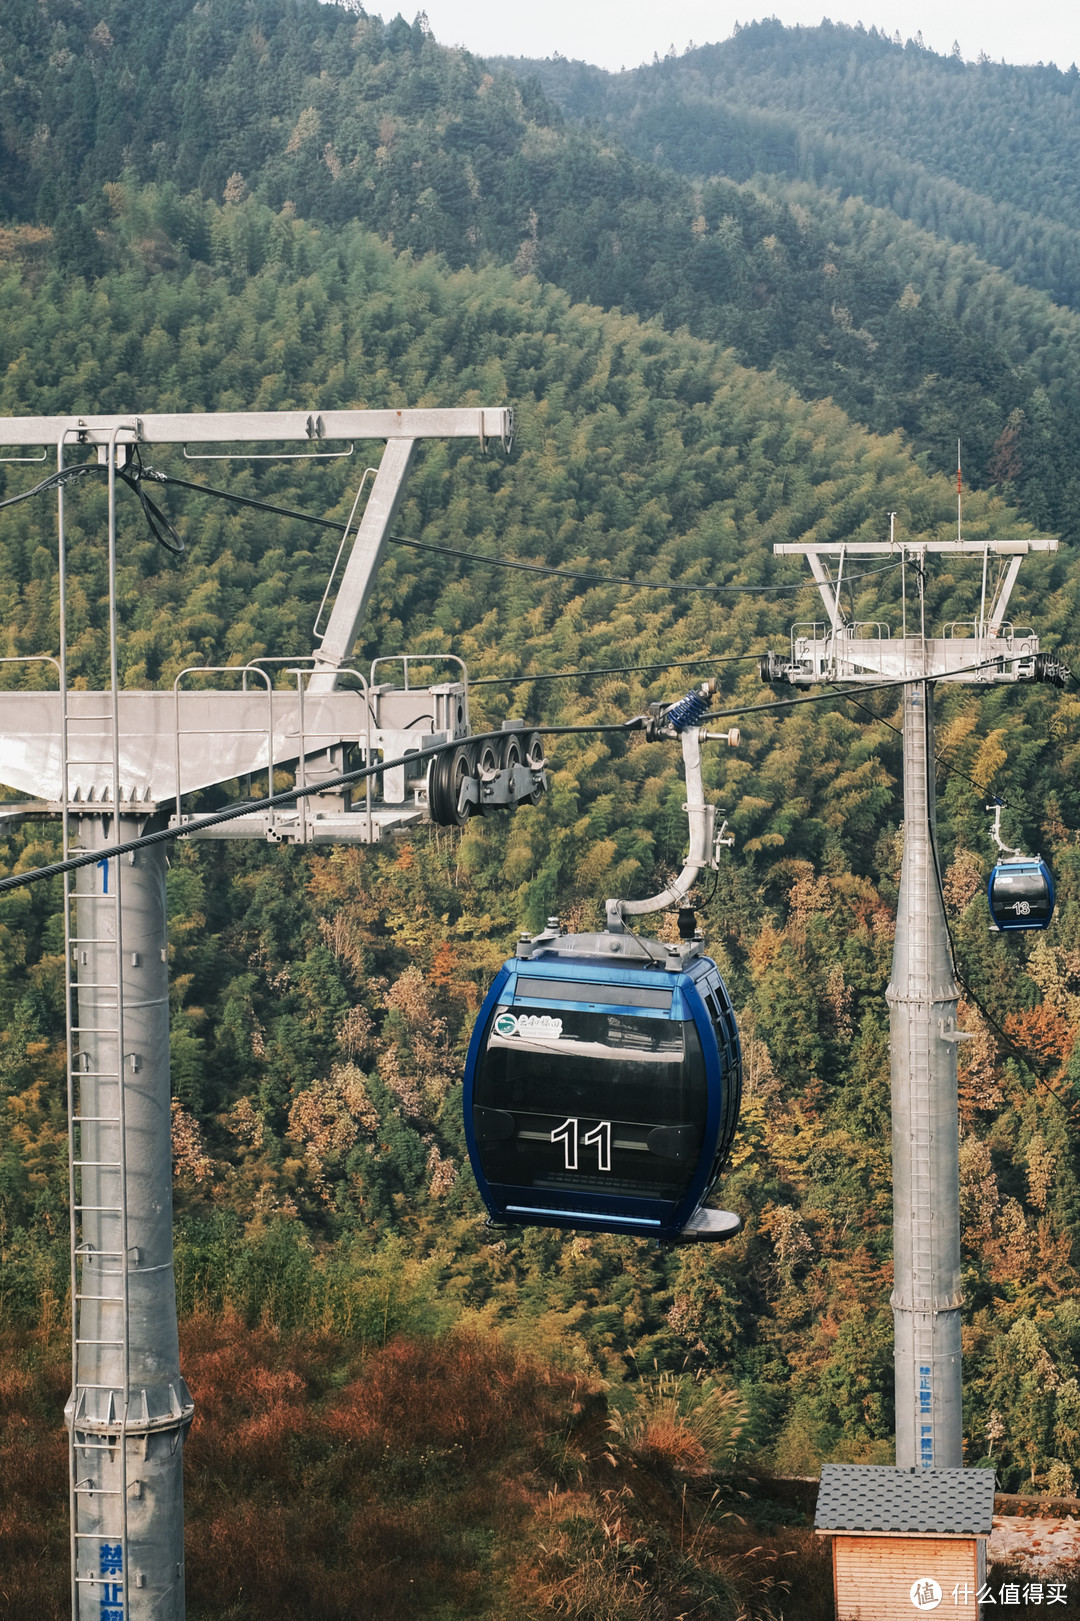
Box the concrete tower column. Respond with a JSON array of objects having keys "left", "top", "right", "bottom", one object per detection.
[
  {"left": 66, "top": 815, "right": 193, "bottom": 1619},
  {"left": 886, "top": 682, "right": 964, "bottom": 1468}
]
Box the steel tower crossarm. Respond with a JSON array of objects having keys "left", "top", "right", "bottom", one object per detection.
[
  {"left": 0, "top": 408, "right": 513, "bottom": 447},
  {"left": 767, "top": 539, "right": 1058, "bottom": 687},
  {"left": 0, "top": 407, "right": 510, "bottom": 701}
]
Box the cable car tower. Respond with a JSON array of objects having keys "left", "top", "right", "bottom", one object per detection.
[
  {"left": 760, "top": 513, "right": 1065, "bottom": 1470},
  {"left": 0, "top": 407, "right": 544, "bottom": 1621}
]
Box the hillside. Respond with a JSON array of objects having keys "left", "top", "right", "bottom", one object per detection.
[
  {"left": 507, "top": 20, "right": 1080, "bottom": 308},
  {"left": 3, "top": 6, "right": 1080, "bottom": 540},
  {"left": 0, "top": 205, "right": 1077, "bottom": 1499},
  {"left": 0, "top": 3, "right": 1079, "bottom": 1603}
]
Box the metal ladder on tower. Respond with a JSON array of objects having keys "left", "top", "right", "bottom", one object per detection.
[
  {"left": 66, "top": 839, "right": 131, "bottom": 1617},
  {"left": 61, "top": 439, "right": 132, "bottom": 1620},
  {"left": 908, "top": 728, "right": 937, "bottom": 1469}
]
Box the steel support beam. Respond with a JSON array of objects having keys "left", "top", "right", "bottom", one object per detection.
[
  {"left": 885, "top": 684, "right": 964, "bottom": 1469},
  {"left": 0, "top": 408, "right": 512, "bottom": 447},
  {"left": 805, "top": 552, "right": 844, "bottom": 634},
  {"left": 986, "top": 553, "right": 1026, "bottom": 636},
  {"left": 309, "top": 436, "right": 418, "bottom": 691}
]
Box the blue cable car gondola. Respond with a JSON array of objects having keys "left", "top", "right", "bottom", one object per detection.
[
  {"left": 988, "top": 858, "right": 1055, "bottom": 932},
  {"left": 986, "top": 802, "right": 1056, "bottom": 933},
  {"left": 463, "top": 919, "right": 742, "bottom": 1244}
]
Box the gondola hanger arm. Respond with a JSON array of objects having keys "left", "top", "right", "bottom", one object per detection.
[
  {"left": 986, "top": 799, "right": 1024, "bottom": 859},
  {"left": 607, "top": 680, "right": 736, "bottom": 932}
]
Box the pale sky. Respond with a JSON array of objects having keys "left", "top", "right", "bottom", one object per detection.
[{"left": 410, "top": 2, "right": 1080, "bottom": 74}]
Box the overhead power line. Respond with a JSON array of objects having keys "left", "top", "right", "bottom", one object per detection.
[
  {"left": 158, "top": 469, "right": 911, "bottom": 594},
  {"left": 0, "top": 454, "right": 184, "bottom": 553},
  {"left": 391, "top": 535, "right": 902, "bottom": 594},
  {"left": 829, "top": 684, "right": 1021, "bottom": 809},
  {"left": 0, "top": 457, "right": 905, "bottom": 597}
]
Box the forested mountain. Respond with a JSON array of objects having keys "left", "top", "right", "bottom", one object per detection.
[
  {"left": 1, "top": 190, "right": 1078, "bottom": 1495},
  {"left": 5, "top": 3, "right": 1080, "bottom": 542},
  {"left": 1, "top": 7, "right": 1079, "bottom": 1605},
  {"left": 509, "top": 20, "right": 1080, "bottom": 309}
]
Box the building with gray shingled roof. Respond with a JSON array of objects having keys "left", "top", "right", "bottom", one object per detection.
[{"left": 814, "top": 1464, "right": 996, "bottom": 1619}]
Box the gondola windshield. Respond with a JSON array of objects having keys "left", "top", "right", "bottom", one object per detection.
[{"left": 472, "top": 998, "right": 708, "bottom": 1203}]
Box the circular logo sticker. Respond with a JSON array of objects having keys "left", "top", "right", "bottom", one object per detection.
[
  {"left": 910, "top": 1578, "right": 942, "bottom": 1611},
  {"left": 494, "top": 1013, "right": 518, "bottom": 1038}
]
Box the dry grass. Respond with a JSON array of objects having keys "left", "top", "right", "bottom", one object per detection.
[
  {"left": 0, "top": 1331, "right": 69, "bottom": 1621},
  {"left": 1, "top": 1317, "right": 834, "bottom": 1621},
  {"left": 182, "top": 1314, "right": 584, "bottom": 1620},
  {"left": 511, "top": 1482, "right": 814, "bottom": 1621},
  {"left": 606, "top": 1368, "right": 747, "bottom": 1479}
]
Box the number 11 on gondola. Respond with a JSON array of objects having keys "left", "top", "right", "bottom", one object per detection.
[{"left": 551, "top": 1118, "right": 613, "bottom": 1172}]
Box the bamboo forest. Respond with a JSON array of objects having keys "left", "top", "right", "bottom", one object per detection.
[{"left": 2, "top": 5, "right": 1080, "bottom": 1617}]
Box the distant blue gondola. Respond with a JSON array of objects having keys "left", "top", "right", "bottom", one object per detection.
[
  {"left": 987, "top": 857, "right": 1056, "bottom": 932},
  {"left": 463, "top": 922, "right": 742, "bottom": 1244}
]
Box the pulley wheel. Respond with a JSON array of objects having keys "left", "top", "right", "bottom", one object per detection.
[
  {"left": 428, "top": 744, "right": 474, "bottom": 826},
  {"left": 499, "top": 731, "right": 523, "bottom": 773},
  {"left": 471, "top": 739, "right": 499, "bottom": 813},
  {"left": 522, "top": 731, "right": 545, "bottom": 806}
]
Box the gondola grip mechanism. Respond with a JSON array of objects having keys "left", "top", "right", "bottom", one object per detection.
[
  {"left": 608, "top": 716, "right": 719, "bottom": 928},
  {"left": 986, "top": 799, "right": 1022, "bottom": 859}
]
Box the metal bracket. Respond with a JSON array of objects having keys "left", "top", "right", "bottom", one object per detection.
[
  {"left": 609, "top": 719, "right": 727, "bottom": 924},
  {"left": 458, "top": 762, "right": 547, "bottom": 813},
  {"left": 937, "top": 1019, "right": 975, "bottom": 1044}
]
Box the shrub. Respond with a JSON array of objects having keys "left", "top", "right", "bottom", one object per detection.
[{"left": 607, "top": 1368, "right": 748, "bottom": 1478}]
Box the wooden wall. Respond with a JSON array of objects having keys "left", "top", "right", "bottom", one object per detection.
[{"left": 832, "top": 1533, "right": 981, "bottom": 1620}]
